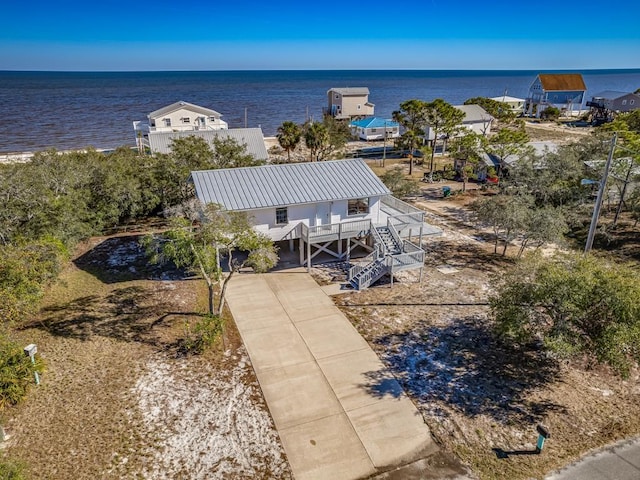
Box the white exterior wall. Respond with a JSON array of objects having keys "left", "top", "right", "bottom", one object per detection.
[
  {"left": 245, "top": 197, "right": 384, "bottom": 241},
  {"left": 461, "top": 120, "right": 492, "bottom": 136},
  {"left": 356, "top": 126, "right": 400, "bottom": 141},
  {"left": 505, "top": 100, "right": 525, "bottom": 114},
  {"left": 149, "top": 107, "right": 228, "bottom": 132}
]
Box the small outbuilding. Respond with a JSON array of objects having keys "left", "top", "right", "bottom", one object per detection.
[{"left": 350, "top": 117, "right": 400, "bottom": 141}]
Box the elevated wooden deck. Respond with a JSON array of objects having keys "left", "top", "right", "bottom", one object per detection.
[{"left": 297, "top": 196, "right": 438, "bottom": 289}]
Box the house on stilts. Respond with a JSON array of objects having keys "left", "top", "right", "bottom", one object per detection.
[{"left": 190, "top": 159, "right": 441, "bottom": 290}]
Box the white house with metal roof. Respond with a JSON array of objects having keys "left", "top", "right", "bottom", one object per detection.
[
  {"left": 134, "top": 101, "right": 228, "bottom": 135},
  {"left": 424, "top": 104, "right": 494, "bottom": 142},
  {"left": 133, "top": 100, "right": 233, "bottom": 154},
  {"left": 490, "top": 95, "right": 526, "bottom": 115},
  {"left": 325, "top": 87, "right": 375, "bottom": 120},
  {"left": 191, "top": 159, "right": 439, "bottom": 289}
]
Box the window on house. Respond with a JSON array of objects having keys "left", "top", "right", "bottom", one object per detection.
[
  {"left": 182, "top": 117, "right": 191, "bottom": 124},
  {"left": 357, "top": 104, "right": 361, "bottom": 110},
  {"left": 348, "top": 198, "right": 369, "bottom": 216},
  {"left": 631, "top": 100, "right": 635, "bottom": 105},
  {"left": 275, "top": 207, "right": 288, "bottom": 224},
  {"left": 163, "top": 118, "right": 171, "bottom": 127},
  {"left": 622, "top": 100, "right": 627, "bottom": 105},
  {"left": 371, "top": 128, "right": 377, "bottom": 133}
]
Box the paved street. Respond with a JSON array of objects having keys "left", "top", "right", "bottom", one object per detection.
[{"left": 546, "top": 437, "right": 640, "bottom": 480}]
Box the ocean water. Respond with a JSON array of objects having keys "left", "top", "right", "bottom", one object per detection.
[{"left": 1, "top": 69, "right": 639, "bottom": 153}]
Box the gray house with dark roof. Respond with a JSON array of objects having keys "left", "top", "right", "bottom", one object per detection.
[
  {"left": 587, "top": 91, "right": 640, "bottom": 114},
  {"left": 191, "top": 159, "right": 438, "bottom": 289}
]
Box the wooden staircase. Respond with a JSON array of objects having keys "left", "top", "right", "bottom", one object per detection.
[{"left": 348, "top": 222, "right": 424, "bottom": 290}]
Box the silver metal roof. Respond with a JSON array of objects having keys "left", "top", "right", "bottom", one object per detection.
[
  {"left": 490, "top": 95, "right": 525, "bottom": 103},
  {"left": 191, "top": 158, "right": 391, "bottom": 211},
  {"left": 455, "top": 104, "right": 495, "bottom": 123},
  {"left": 148, "top": 128, "right": 268, "bottom": 160},
  {"left": 329, "top": 87, "right": 370, "bottom": 96},
  {"left": 148, "top": 101, "right": 222, "bottom": 119}
]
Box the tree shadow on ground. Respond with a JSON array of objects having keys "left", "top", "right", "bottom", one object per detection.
[
  {"left": 362, "top": 315, "right": 566, "bottom": 424},
  {"left": 23, "top": 285, "right": 204, "bottom": 350},
  {"left": 73, "top": 235, "right": 187, "bottom": 284},
  {"left": 422, "top": 239, "right": 515, "bottom": 273}
]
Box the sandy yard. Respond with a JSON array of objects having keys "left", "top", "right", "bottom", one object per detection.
[
  {"left": 3, "top": 234, "right": 291, "bottom": 480},
  {"left": 311, "top": 190, "right": 640, "bottom": 480}
]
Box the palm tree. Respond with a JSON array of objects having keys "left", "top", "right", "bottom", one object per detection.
[
  {"left": 276, "top": 121, "right": 302, "bottom": 162},
  {"left": 304, "top": 121, "right": 329, "bottom": 162}
]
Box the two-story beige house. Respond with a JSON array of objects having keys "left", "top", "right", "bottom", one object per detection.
[{"left": 325, "top": 87, "right": 375, "bottom": 120}]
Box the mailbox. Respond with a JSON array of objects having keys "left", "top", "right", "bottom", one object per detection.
[
  {"left": 536, "top": 425, "right": 550, "bottom": 453},
  {"left": 24, "top": 344, "right": 37, "bottom": 357},
  {"left": 536, "top": 425, "right": 551, "bottom": 439}
]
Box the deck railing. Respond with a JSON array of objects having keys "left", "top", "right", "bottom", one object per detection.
[
  {"left": 301, "top": 219, "right": 371, "bottom": 242},
  {"left": 389, "top": 250, "right": 425, "bottom": 273},
  {"left": 402, "top": 240, "right": 423, "bottom": 253},
  {"left": 381, "top": 195, "right": 422, "bottom": 215},
  {"left": 388, "top": 212, "right": 425, "bottom": 228}
]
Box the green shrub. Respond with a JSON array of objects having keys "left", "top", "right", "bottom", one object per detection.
[
  {"left": 181, "top": 315, "right": 224, "bottom": 354},
  {"left": 491, "top": 253, "right": 640, "bottom": 377},
  {"left": 0, "top": 459, "right": 26, "bottom": 480},
  {"left": 0, "top": 336, "right": 44, "bottom": 411},
  {"left": 540, "top": 106, "right": 561, "bottom": 121}
]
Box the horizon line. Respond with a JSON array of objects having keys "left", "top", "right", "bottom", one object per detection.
[{"left": 2, "top": 67, "right": 640, "bottom": 74}]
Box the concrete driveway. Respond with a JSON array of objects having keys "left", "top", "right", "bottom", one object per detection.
[{"left": 226, "top": 269, "right": 438, "bottom": 480}]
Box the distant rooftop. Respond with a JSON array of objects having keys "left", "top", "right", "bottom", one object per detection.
[
  {"left": 537, "top": 74, "right": 587, "bottom": 92},
  {"left": 350, "top": 117, "right": 399, "bottom": 129},
  {"left": 148, "top": 100, "right": 222, "bottom": 119},
  {"left": 148, "top": 128, "right": 268, "bottom": 160},
  {"left": 490, "top": 95, "right": 525, "bottom": 103},
  {"left": 328, "top": 87, "right": 370, "bottom": 96},
  {"left": 455, "top": 104, "right": 494, "bottom": 123},
  {"left": 591, "top": 90, "right": 637, "bottom": 99}
]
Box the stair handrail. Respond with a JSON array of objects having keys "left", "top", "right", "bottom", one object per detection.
[
  {"left": 370, "top": 224, "right": 385, "bottom": 250},
  {"left": 385, "top": 220, "right": 404, "bottom": 252},
  {"left": 351, "top": 257, "right": 387, "bottom": 290},
  {"left": 348, "top": 239, "right": 383, "bottom": 281}
]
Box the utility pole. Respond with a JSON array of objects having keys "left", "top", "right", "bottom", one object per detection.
[
  {"left": 244, "top": 108, "right": 248, "bottom": 128},
  {"left": 584, "top": 133, "right": 617, "bottom": 254},
  {"left": 382, "top": 121, "right": 387, "bottom": 168}
]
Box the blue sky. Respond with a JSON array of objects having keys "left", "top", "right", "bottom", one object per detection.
[{"left": 1, "top": 0, "right": 638, "bottom": 71}]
